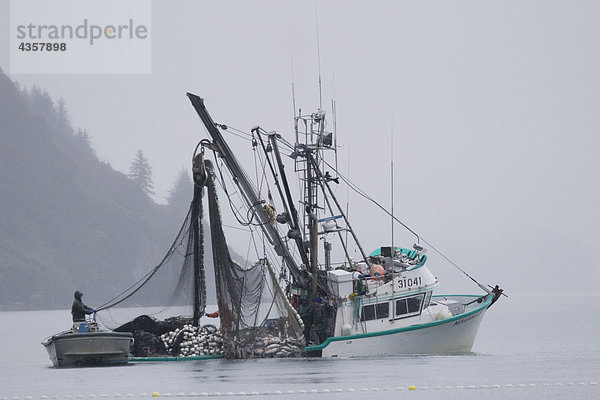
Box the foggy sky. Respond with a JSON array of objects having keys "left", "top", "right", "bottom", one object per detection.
[{"left": 1, "top": 0, "right": 599, "bottom": 295}]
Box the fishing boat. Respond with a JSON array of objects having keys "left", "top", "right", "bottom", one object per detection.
[
  {"left": 99, "top": 91, "right": 502, "bottom": 361},
  {"left": 178, "top": 93, "right": 504, "bottom": 358},
  {"left": 42, "top": 315, "right": 133, "bottom": 367}
]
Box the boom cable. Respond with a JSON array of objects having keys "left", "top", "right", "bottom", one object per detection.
[{"left": 321, "top": 159, "right": 492, "bottom": 291}]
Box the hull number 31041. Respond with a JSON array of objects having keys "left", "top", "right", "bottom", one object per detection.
[{"left": 398, "top": 276, "right": 422, "bottom": 289}]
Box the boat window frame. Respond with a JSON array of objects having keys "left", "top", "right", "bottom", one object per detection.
[
  {"left": 394, "top": 293, "right": 425, "bottom": 320},
  {"left": 360, "top": 301, "right": 390, "bottom": 322},
  {"left": 361, "top": 304, "right": 376, "bottom": 321},
  {"left": 423, "top": 291, "right": 432, "bottom": 310}
]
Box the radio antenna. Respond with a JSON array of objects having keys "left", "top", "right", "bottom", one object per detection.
[
  {"left": 391, "top": 98, "right": 395, "bottom": 251},
  {"left": 291, "top": 57, "right": 297, "bottom": 120},
  {"left": 315, "top": 3, "right": 323, "bottom": 110}
]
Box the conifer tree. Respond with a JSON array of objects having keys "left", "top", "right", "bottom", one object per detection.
[
  {"left": 167, "top": 168, "right": 192, "bottom": 211},
  {"left": 128, "top": 150, "right": 154, "bottom": 196}
]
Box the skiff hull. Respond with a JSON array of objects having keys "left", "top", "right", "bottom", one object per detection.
[
  {"left": 42, "top": 331, "right": 133, "bottom": 367},
  {"left": 307, "top": 295, "right": 492, "bottom": 358}
]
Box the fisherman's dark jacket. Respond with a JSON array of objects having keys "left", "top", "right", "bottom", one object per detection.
[{"left": 71, "top": 298, "right": 93, "bottom": 322}]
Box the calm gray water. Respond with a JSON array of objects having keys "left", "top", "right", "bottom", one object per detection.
[{"left": 1, "top": 293, "right": 598, "bottom": 400}]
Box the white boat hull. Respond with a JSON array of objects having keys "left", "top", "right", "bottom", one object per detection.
[{"left": 309, "top": 295, "right": 492, "bottom": 358}]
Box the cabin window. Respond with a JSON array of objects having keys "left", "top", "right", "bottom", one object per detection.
[
  {"left": 376, "top": 303, "right": 389, "bottom": 319},
  {"left": 361, "top": 305, "right": 375, "bottom": 321},
  {"left": 397, "top": 299, "right": 408, "bottom": 315},
  {"left": 407, "top": 296, "right": 421, "bottom": 313},
  {"left": 361, "top": 302, "right": 390, "bottom": 321},
  {"left": 423, "top": 291, "right": 432, "bottom": 309},
  {"left": 395, "top": 294, "right": 424, "bottom": 318}
]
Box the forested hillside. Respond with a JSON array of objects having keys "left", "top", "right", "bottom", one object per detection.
[{"left": 0, "top": 70, "right": 201, "bottom": 310}]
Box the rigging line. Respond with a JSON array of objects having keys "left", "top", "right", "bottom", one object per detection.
[
  {"left": 311, "top": 156, "right": 354, "bottom": 267},
  {"left": 254, "top": 130, "right": 280, "bottom": 199},
  {"left": 274, "top": 135, "right": 295, "bottom": 152},
  {"left": 255, "top": 130, "right": 290, "bottom": 211},
  {"left": 96, "top": 206, "right": 193, "bottom": 310},
  {"left": 96, "top": 309, "right": 118, "bottom": 329},
  {"left": 222, "top": 223, "right": 251, "bottom": 232},
  {"left": 224, "top": 124, "right": 253, "bottom": 139},
  {"left": 242, "top": 147, "right": 279, "bottom": 229},
  {"left": 252, "top": 132, "right": 263, "bottom": 205},
  {"left": 248, "top": 226, "right": 264, "bottom": 267},
  {"left": 216, "top": 125, "right": 253, "bottom": 142},
  {"left": 259, "top": 278, "right": 278, "bottom": 327},
  {"left": 244, "top": 227, "right": 254, "bottom": 269},
  {"left": 309, "top": 155, "right": 370, "bottom": 266},
  {"left": 245, "top": 203, "right": 273, "bottom": 228},
  {"left": 317, "top": 185, "right": 353, "bottom": 268},
  {"left": 323, "top": 159, "right": 488, "bottom": 288},
  {"left": 212, "top": 150, "right": 255, "bottom": 227},
  {"left": 254, "top": 136, "right": 271, "bottom": 202},
  {"left": 226, "top": 129, "right": 252, "bottom": 142}
]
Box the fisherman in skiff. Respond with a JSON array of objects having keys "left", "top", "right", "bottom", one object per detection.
[{"left": 71, "top": 290, "right": 95, "bottom": 325}]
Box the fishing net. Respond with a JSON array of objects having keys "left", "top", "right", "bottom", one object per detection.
[
  {"left": 205, "top": 159, "right": 305, "bottom": 358},
  {"left": 96, "top": 154, "right": 211, "bottom": 357},
  {"left": 101, "top": 156, "right": 304, "bottom": 358},
  {"left": 97, "top": 184, "right": 207, "bottom": 316}
]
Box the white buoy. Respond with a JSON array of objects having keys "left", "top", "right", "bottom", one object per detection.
[{"left": 434, "top": 309, "right": 452, "bottom": 320}]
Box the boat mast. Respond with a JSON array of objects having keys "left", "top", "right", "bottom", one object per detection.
[
  {"left": 390, "top": 99, "right": 395, "bottom": 320},
  {"left": 307, "top": 156, "right": 319, "bottom": 299},
  {"left": 390, "top": 98, "right": 395, "bottom": 254}
]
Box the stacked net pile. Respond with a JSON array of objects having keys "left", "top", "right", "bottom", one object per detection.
[{"left": 205, "top": 160, "right": 306, "bottom": 359}]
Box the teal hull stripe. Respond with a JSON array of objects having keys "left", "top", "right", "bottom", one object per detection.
[{"left": 304, "top": 294, "right": 492, "bottom": 352}]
